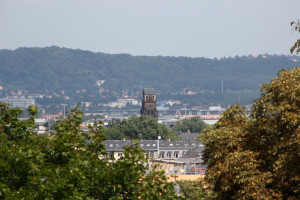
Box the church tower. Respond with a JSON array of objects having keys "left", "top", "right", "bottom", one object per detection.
[{"left": 140, "top": 88, "right": 158, "bottom": 120}]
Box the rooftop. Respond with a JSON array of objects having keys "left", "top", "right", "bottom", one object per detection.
[
  {"left": 143, "top": 88, "right": 155, "bottom": 95},
  {"left": 105, "top": 140, "right": 201, "bottom": 151}
]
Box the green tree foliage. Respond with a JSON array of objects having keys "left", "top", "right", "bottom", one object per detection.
[
  {"left": 290, "top": 20, "right": 300, "bottom": 54},
  {"left": 172, "top": 116, "right": 207, "bottom": 134},
  {"left": 104, "top": 116, "right": 178, "bottom": 140},
  {"left": 200, "top": 67, "right": 300, "bottom": 199},
  {"left": 201, "top": 105, "right": 274, "bottom": 199},
  {"left": 178, "top": 180, "right": 214, "bottom": 200},
  {"left": 247, "top": 67, "right": 300, "bottom": 199},
  {"left": 0, "top": 104, "right": 177, "bottom": 199}
]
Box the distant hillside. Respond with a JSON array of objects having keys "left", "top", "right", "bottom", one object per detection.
[{"left": 0, "top": 46, "right": 299, "bottom": 105}]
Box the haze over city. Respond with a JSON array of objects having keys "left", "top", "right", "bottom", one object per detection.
[{"left": 1, "top": 0, "right": 300, "bottom": 58}]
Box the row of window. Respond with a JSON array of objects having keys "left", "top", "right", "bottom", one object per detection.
[
  {"left": 145, "top": 95, "right": 155, "bottom": 101},
  {"left": 107, "top": 143, "right": 197, "bottom": 147},
  {"left": 109, "top": 151, "right": 183, "bottom": 159},
  {"left": 147, "top": 109, "right": 155, "bottom": 115},
  {"left": 160, "top": 152, "right": 180, "bottom": 159},
  {"left": 141, "top": 143, "right": 156, "bottom": 147}
]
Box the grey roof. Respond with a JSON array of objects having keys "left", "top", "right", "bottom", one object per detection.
[
  {"left": 105, "top": 140, "right": 133, "bottom": 151},
  {"left": 143, "top": 88, "right": 156, "bottom": 95},
  {"left": 181, "top": 146, "right": 204, "bottom": 159},
  {"left": 105, "top": 140, "right": 200, "bottom": 152},
  {"left": 178, "top": 133, "right": 199, "bottom": 142}
]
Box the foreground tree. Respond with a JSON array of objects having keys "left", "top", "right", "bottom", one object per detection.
[
  {"left": 290, "top": 19, "right": 300, "bottom": 54},
  {"left": 247, "top": 67, "right": 300, "bottom": 199},
  {"left": 201, "top": 105, "right": 275, "bottom": 199},
  {"left": 201, "top": 67, "right": 300, "bottom": 199},
  {"left": 0, "top": 104, "right": 177, "bottom": 199}
]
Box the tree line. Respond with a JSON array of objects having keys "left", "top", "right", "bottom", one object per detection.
[{"left": 0, "top": 47, "right": 299, "bottom": 106}]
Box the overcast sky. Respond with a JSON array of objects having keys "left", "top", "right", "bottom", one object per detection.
[{"left": 0, "top": 0, "right": 299, "bottom": 58}]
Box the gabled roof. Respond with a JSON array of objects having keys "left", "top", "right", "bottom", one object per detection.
[{"left": 143, "top": 88, "right": 155, "bottom": 95}]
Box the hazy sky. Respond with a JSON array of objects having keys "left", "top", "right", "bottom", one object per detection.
[{"left": 0, "top": 0, "right": 299, "bottom": 58}]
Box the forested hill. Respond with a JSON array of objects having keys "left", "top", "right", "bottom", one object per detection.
[{"left": 0, "top": 46, "right": 299, "bottom": 100}]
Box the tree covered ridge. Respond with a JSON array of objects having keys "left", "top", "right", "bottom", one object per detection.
[
  {"left": 0, "top": 46, "right": 299, "bottom": 96},
  {"left": 0, "top": 104, "right": 177, "bottom": 199},
  {"left": 201, "top": 67, "right": 300, "bottom": 199}
]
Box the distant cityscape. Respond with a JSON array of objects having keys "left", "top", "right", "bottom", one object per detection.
[
  {"left": 0, "top": 88, "right": 251, "bottom": 129},
  {"left": 0, "top": 88, "right": 222, "bottom": 176}
]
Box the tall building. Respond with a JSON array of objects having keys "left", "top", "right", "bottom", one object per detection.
[{"left": 140, "top": 88, "right": 158, "bottom": 120}]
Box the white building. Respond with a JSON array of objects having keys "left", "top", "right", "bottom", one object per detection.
[
  {"left": 0, "top": 98, "right": 35, "bottom": 108},
  {"left": 104, "top": 98, "right": 139, "bottom": 108}
]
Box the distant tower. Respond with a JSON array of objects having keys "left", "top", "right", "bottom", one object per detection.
[{"left": 140, "top": 88, "right": 158, "bottom": 120}]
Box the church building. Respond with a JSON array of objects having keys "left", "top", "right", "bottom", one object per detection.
[{"left": 140, "top": 88, "right": 158, "bottom": 120}]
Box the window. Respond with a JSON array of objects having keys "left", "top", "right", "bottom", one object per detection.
[
  {"left": 148, "top": 152, "right": 153, "bottom": 158},
  {"left": 169, "top": 144, "right": 173, "bottom": 146},
  {"left": 109, "top": 144, "right": 113, "bottom": 147},
  {"left": 152, "top": 144, "right": 156, "bottom": 147},
  {"left": 174, "top": 151, "right": 179, "bottom": 158},
  {"left": 147, "top": 144, "right": 150, "bottom": 147},
  {"left": 167, "top": 153, "right": 172, "bottom": 158},
  {"left": 151, "top": 110, "right": 153, "bottom": 114}
]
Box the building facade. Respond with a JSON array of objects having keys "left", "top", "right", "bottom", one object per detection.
[
  {"left": 104, "top": 140, "right": 205, "bottom": 175},
  {"left": 0, "top": 98, "right": 35, "bottom": 108}
]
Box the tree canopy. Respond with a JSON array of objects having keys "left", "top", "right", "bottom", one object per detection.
[
  {"left": 104, "top": 116, "right": 178, "bottom": 140},
  {"left": 200, "top": 67, "right": 300, "bottom": 199},
  {"left": 171, "top": 116, "right": 207, "bottom": 134},
  {"left": 178, "top": 180, "right": 214, "bottom": 200},
  {"left": 0, "top": 104, "right": 177, "bottom": 199}
]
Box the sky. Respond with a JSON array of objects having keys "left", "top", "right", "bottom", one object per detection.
[{"left": 0, "top": 0, "right": 299, "bottom": 58}]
